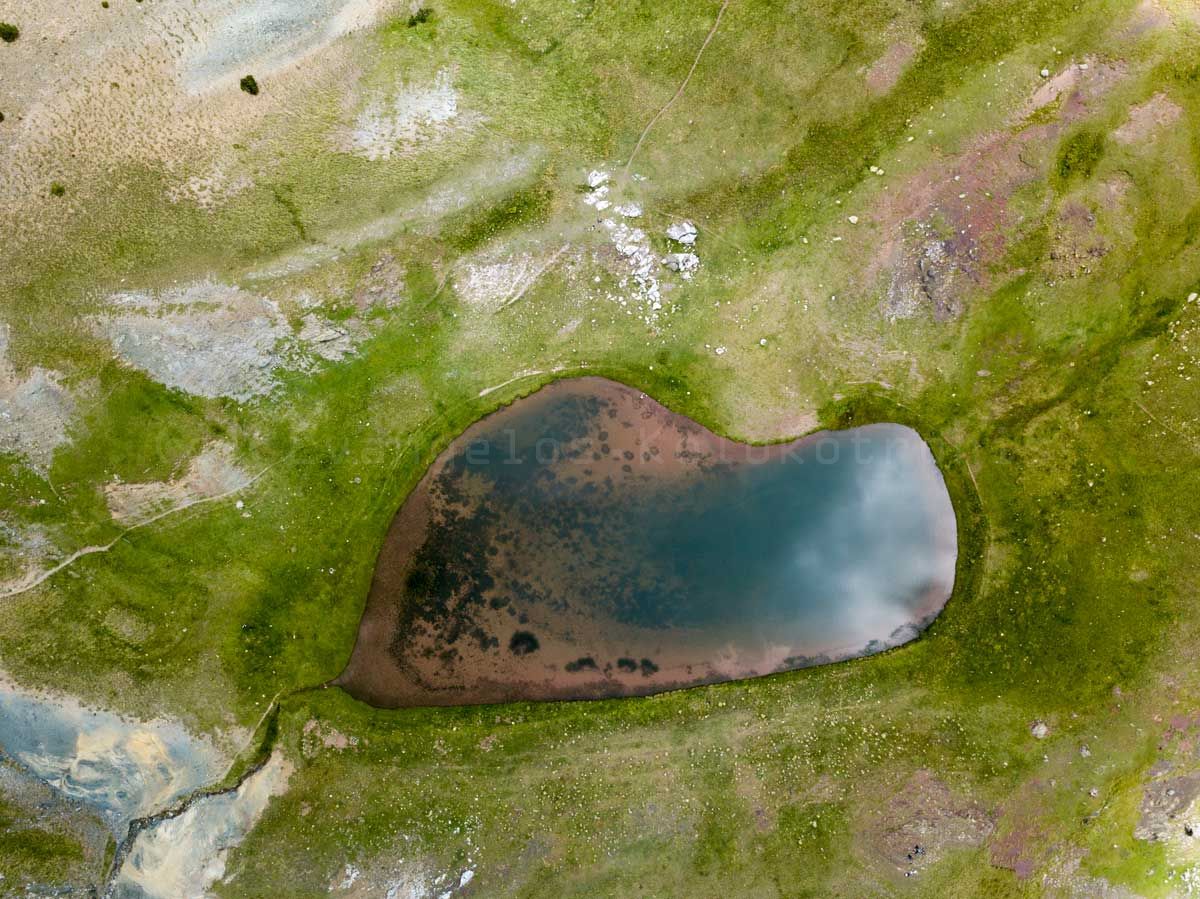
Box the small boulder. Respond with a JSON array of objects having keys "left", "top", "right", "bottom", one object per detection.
[
  {"left": 1031, "top": 721, "right": 1050, "bottom": 739},
  {"left": 662, "top": 252, "right": 699, "bottom": 276},
  {"left": 666, "top": 221, "right": 698, "bottom": 245}
]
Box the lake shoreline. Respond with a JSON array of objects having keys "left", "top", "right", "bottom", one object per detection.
[{"left": 339, "top": 377, "right": 959, "bottom": 708}]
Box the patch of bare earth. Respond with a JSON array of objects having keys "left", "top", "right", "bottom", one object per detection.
[
  {"left": 0, "top": 522, "right": 59, "bottom": 588},
  {"left": 1100, "top": 171, "right": 1136, "bottom": 211},
  {"left": 1137, "top": 776, "right": 1200, "bottom": 847},
  {"left": 352, "top": 253, "right": 407, "bottom": 312},
  {"left": 1047, "top": 201, "right": 1109, "bottom": 281},
  {"left": 1041, "top": 848, "right": 1142, "bottom": 898},
  {"left": 104, "top": 442, "right": 251, "bottom": 526},
  {"left": 1123, "top": 0, "right": 1200, "bottom": 36},
  {"left": 990, "top": 822, "right": 1049, "bottom": 880},
  {"left": 862, "top": 770, "right": 994, "bottom": 877},
  {"left": 874, "top": 60, "right": 1125, "bottom": 322},
  {"left": 93, "top": 279, "right": 374, "bottom": 401},
  {"left": 1122, "top": 0, "right": 1172, "bottom": 36},
  {"left": 865, "top": 38, "right": 922, "bottom": 95},
  {"left": 1126, "top": 711, "right": 1200, "bottom": 887},
  {"left": 1113, "top": 92, "right": 1183, "bottom": 145},
  {"left": 300, "top": 719, "right": 361, "bottom": 757},
  {"left": 0, "top": 323, "right": 75, "bottom": 470},
  {"left": 94, "top": 282, "right": 294, "bottom": 401},
  {"left": 455, "top": 246, "right": 573, "bottom": 313},
  {"left": 335, "top": 68, "right": 466, "bottom": 161}
]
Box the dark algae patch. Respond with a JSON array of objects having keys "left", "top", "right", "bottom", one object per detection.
[
  {"left": 508, "top": 630, "right": 540, "bottom": 656},
  {"left": 338, "top": 378, "right": 958, "bottom": 707}
]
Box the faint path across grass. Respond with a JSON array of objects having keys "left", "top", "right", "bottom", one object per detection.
[
  {"left": 624, "top": 0, "right": 733, "bottom": 174},
  {"left": 0, "top": 462, "right": 279, "bottom": 602},
  {"left": 1136, "top": 400, "right": 1199, "bottom": 454}
]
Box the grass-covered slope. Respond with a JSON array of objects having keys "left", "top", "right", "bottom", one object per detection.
[{"left": 2, "top": 0, "right": 1200, "bottom": 894}]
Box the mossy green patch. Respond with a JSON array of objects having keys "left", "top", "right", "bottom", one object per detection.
[
  {"left": 1054, "top": 128, "right": 1108, "bottom": 189},
  {"left": 442, "top": 177, "right": 557, "bottom": 252},
  {"left": 0, "top": 797, "right": 87, "bottom": 883}
]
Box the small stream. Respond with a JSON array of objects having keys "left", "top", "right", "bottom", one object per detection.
[
  {"left": 109, "top": 752, "right": 292, "bottom": 899},
  {"left": 0, "top": 677, "right": 226, "bottom": 836},
  {"left": 0, "top": 675, "right": 294, "bottom": 897}
]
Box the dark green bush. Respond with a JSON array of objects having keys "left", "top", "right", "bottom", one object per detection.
[
  {"left": 49, "top": 182, "right": 65, "bottom": 198},
  {"left": 0, "top": 22, "right": 19, "bottom": 42},
  {"left": 239, "top": 75, "right": 259, "bottom": 96},
  {"left": 1054, "top": 129, "right": 1106, "bottom": 188},
  {"left": 407, "top": 7, "right": 432, "bottom": 27}
]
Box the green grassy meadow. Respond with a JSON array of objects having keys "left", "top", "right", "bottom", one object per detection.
[{"left": 2, "top": 0, "right": 1200, "bottom": 894}]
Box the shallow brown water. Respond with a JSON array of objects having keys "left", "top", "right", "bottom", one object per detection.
[{"left": 338, "top": 377, "right": 957, "bottom": 707}]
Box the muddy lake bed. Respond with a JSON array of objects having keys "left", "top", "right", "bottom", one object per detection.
[{"left": 338, "top": 377, "right": 958, "bottom": 707}]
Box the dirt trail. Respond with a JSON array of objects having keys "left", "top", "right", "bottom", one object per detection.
[
  {"left": 624, "top": 0, "right": 733, "bottom": 173},
  {"left": 0, "top": 461, "right": 275, "bottom": 602}
]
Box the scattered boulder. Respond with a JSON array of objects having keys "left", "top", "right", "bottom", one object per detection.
[
  {"left": 583, "top": 173, "right": 611, "bottom": 211},
  {"left": 666, "top": 221, "right": 698, "bottom": 245},
  {"left": 1031, "top": 721, "right": 1050, "bottom": 739},
  {"left": 662, "top": 252, "right": 699, "bottom": 278}
]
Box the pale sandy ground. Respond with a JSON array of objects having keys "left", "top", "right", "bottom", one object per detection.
[
  {"left": 0, "top": 674, "right": 229, "bottom": 833},
  {"left": 0, "top": 0, "right": 399, "bottom": 238},
  {"left": 115, "top": 751, "right": 293, "bottom": 898},
  {"left": 0, "top": 321, "right": 75, "bottom": 470},
  {"left": 104, "top": 442, "right": 251, "bottom": 525}
]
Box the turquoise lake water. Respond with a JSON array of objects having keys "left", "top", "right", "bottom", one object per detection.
[{"left": 340, "top": 377, "right": 958, "bottom": 706}]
